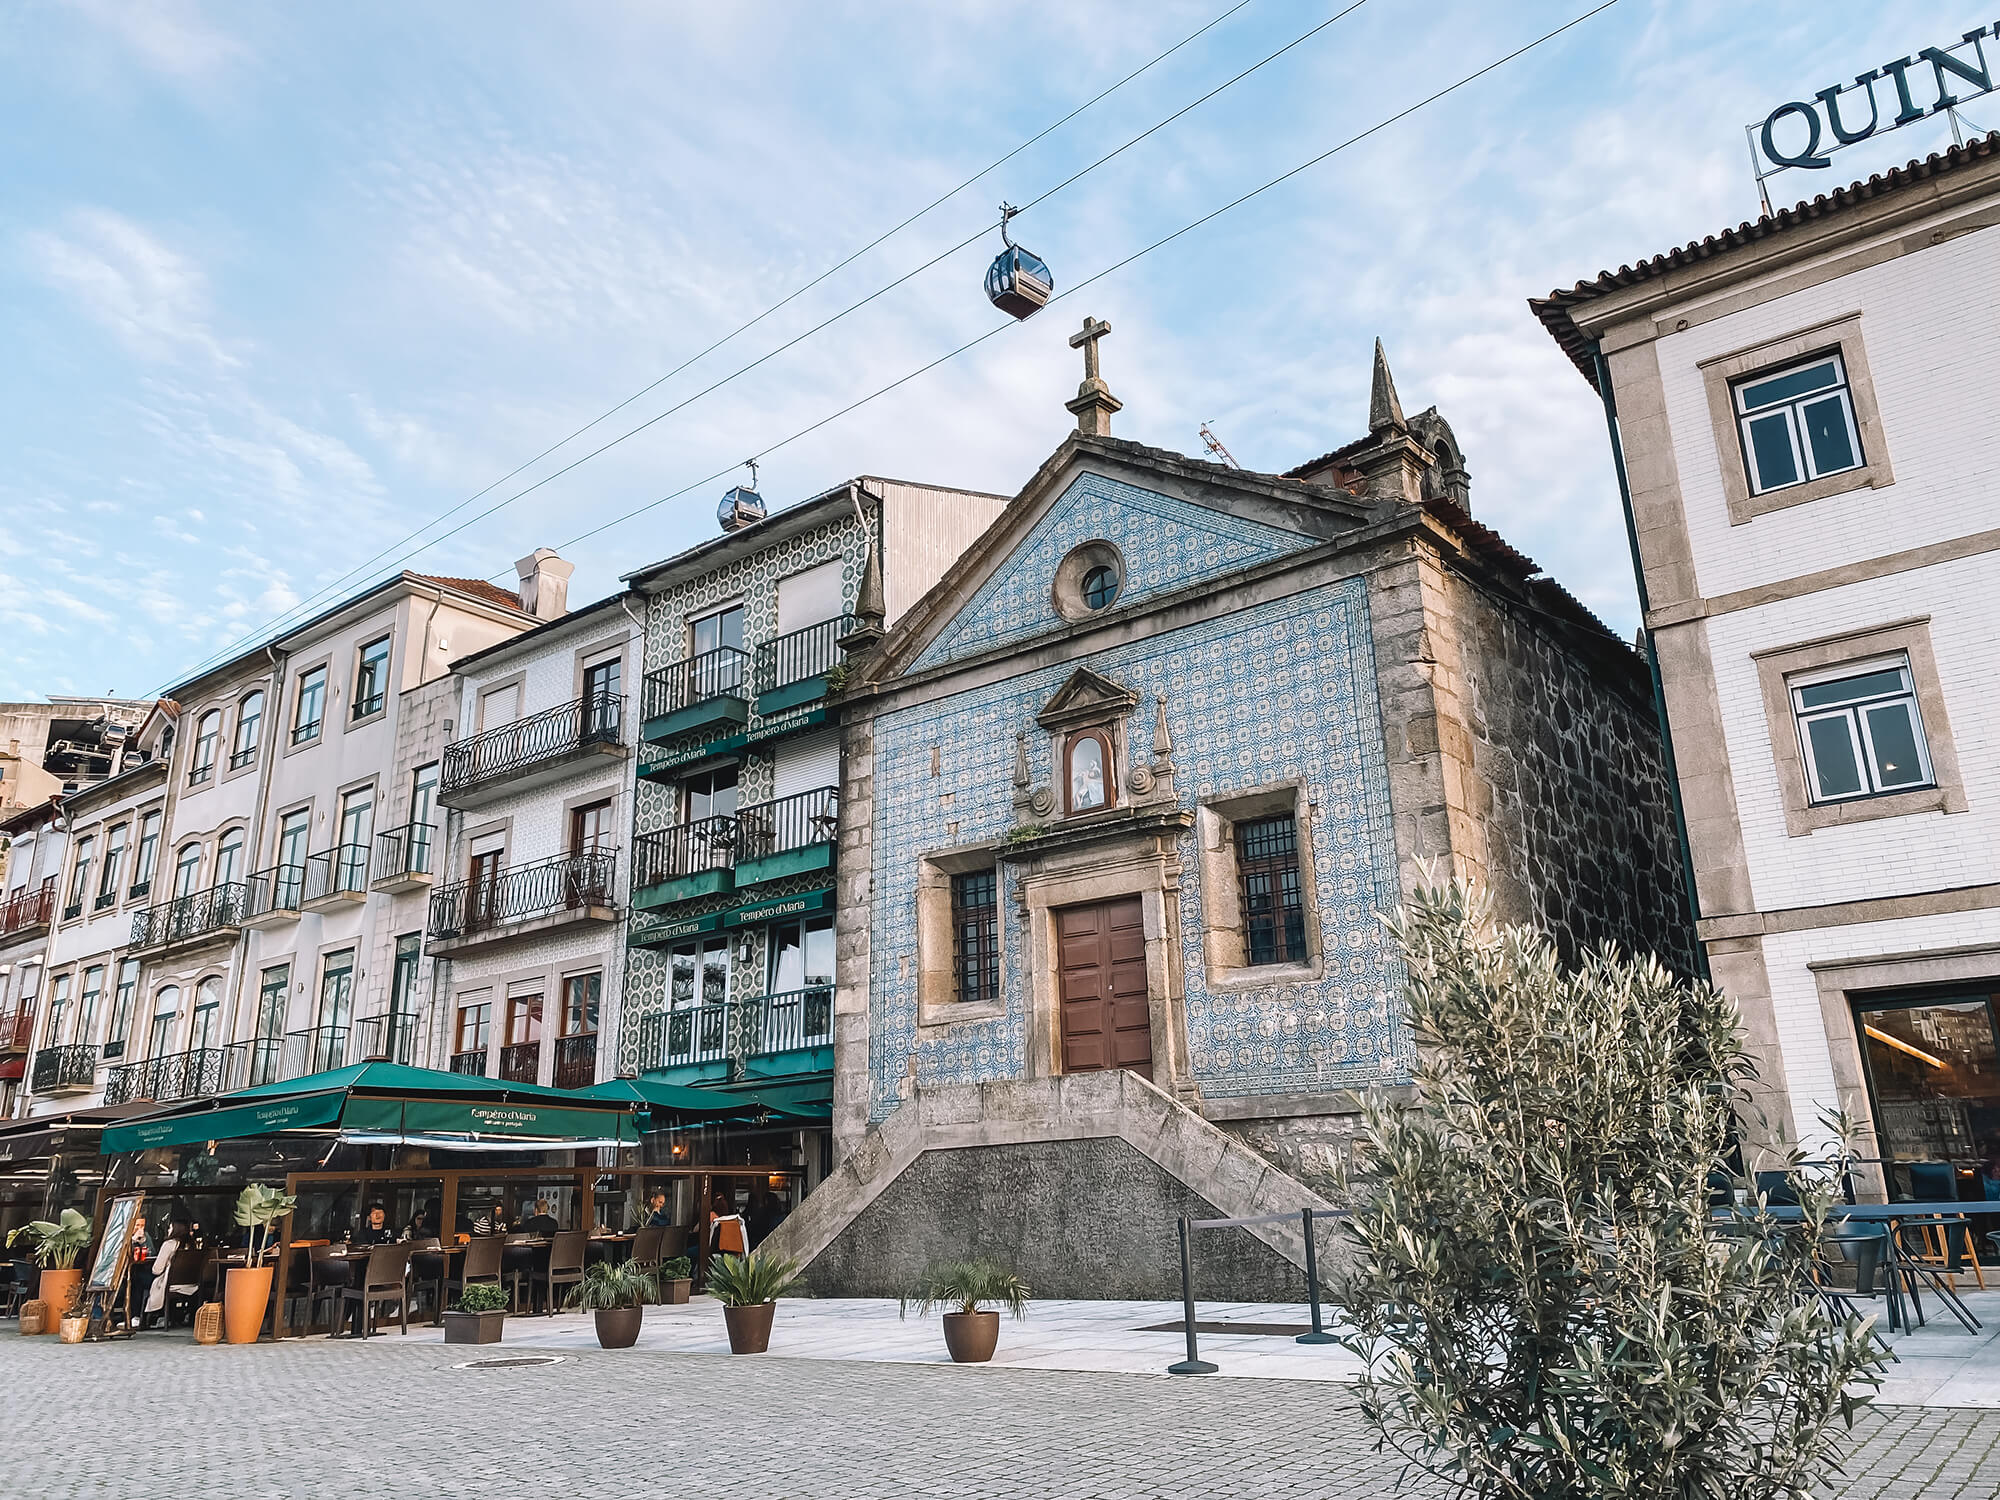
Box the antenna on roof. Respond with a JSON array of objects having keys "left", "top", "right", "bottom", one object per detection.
[{"left": 1198, "top": 422, "right": 1238, "bottom": 469}]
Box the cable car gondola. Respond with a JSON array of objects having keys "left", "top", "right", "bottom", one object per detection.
[{"left": 985, "top": 203, "right": 1053, "bottom": 320}]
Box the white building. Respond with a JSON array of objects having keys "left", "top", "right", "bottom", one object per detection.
[
  {"left": 1535, "top": 134, "right": 2000, "bottom": 1195},
  {"left": 428, "top": 563, "right": 640, "bottom": 1091},
  {"left": 0, "top": 797, "right": 70, "bottom": 1118}
]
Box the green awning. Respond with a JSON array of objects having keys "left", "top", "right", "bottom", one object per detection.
[
  {"left": 342, "top": 1096, "right": 637, "bottom": 1144},
  {"left": 102, "top": 1090, "right": 348, "bottom": 1153},
  {"left": 577, "top": 1076, "right": 829, "bottom": 1124}
]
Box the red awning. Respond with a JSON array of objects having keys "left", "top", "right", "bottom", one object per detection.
[{"left": 0, "top": 1058, "right": 24, "bottom": 1081}]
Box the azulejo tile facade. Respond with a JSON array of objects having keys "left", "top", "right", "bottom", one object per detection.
[
  {"left": 909, "top": 472, "right": 1313, "bottom": 672},
  {"left": 869, "top": 575, "right": 1407, "bottom": 1120}
]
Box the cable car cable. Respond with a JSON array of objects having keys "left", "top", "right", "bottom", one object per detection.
[
  {"left": 490, "top": 0, "right": 1625, "bottom": 571},
  {"left": 158, "top": 2, "right": 1254, "bottom": 687}
]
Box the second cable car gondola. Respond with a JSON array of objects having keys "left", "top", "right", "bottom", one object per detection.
[{"left": 985, "top": 203, "right": 1052, "bottom": 320}]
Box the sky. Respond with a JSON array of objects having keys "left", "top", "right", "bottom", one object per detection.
[{"left": 0, "top": 0, "right": 1981, "bottom": 700}]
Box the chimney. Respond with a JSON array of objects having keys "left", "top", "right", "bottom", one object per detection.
[{"left": 514, "top": 548, "right": 575, "bottom": 621}]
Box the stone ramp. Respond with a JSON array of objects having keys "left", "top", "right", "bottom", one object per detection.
[{"left": 763, "top": 1070, "right": 1339, "bottom": 1300}]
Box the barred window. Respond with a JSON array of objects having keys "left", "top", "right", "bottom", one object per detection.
[
  {"left": 950, "top": 869, "right": 1000, "bottom": 1004},
  {"left": 1235, "top": 814, "right": 1306, "bottom": 966}
]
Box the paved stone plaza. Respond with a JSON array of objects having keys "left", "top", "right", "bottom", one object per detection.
[{"left": 4, "top": 1321, "right": 1998, "bottom": 1499}]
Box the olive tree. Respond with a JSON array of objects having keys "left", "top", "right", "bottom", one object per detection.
[{"left": 1333, "top": 879, "right": 1888, "bottom": 1500}]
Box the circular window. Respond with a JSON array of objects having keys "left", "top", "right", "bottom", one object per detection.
[
  {"left": 1080, "top": 565, "right": 1120, "bottom": 611},
  {"left": 1052, "top": 541, "right": 1127, "bottom": 622}
]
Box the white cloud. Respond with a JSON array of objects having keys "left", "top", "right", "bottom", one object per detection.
[
  {"left": 64, "top": 0, "right": 249, "bottom": 80},
  {"left": 21, "top": 209, "right": 236, "bottom": 367}
]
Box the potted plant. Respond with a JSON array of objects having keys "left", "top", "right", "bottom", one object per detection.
[
  {"left": 57, "top": 1281, "right": 89, "bottom": 1344},
  {"left": 224, "top": 1184, "right": 296, "bottom": 1345},
  {"left": 8, "top": 1209, "right": 92, "bottom": 1328},
  {"left": 566, "top": 1260, "right": 659, "bottom": 1349},
  {"left": 902, "top": 1260, "right": 1031, "bottom": 1363},
  {"left": 657, "top": 1255, "right": 693, "bottom": 1305},
  {"left": 706, "top": 1248, "right": 802, "bottom": 1354},
  {"left": 443, "top": 1281, "right": 508, "bottom": 1345}
]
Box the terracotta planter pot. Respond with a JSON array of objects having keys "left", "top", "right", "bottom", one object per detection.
[
  {"left": 722, "top": 1301, "right": 775, "bottom": 1353},
  {"left": 38, "top": 1268, "right": 83, "bottom": 1325},
  {"left": 941, "top": 1310, "right": 1000, "bottom": 1364},
  {"left": 443, "top": 1310, "right": 505, "bottom": 1345},
  {"left": 18, "top": 1300, "right": 49, "bottom": 1336},
  {"left": 223, "top": 1266, "right": 274, "bottom": 1345},
  {"left": 594, "top": 1305, "right": 644, "bottom": 1349},
  {"left": 58, "top": 1315, "right": 88, "bottom": 1344},
  {"left": 659, "top": 1278, "right": 692, "bottom": 1305}
]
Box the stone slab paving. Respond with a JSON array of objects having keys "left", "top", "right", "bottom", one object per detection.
[{"left": 2, "top": 1322, "right": 1996, "bottom": 1499}]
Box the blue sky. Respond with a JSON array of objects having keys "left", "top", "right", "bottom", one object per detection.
[{"left": 0, "top": 0, "right": 1976, "bottom": 699}]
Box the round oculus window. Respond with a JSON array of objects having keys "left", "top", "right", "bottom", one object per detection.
[{"left": 1080, "top": 565, "right": 1120, "bottom": 611}]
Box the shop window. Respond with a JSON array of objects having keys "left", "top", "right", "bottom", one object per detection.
[{"left": 1853, "top": 990, "right": 2000, "bottom": 1194}]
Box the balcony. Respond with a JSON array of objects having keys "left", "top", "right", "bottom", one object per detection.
[
  {"left": 352, "top": 1013, "right": 420, "bottom": 1065},
  {"left": 498, "top": 1041, "right": 540, "bottom": 1085},
  {"left": 754, "top": 615, "right": 855, "bottom": 715},
  {"left": 244, "top": 865, "right": 304, "bottom": 928},
  {"left": 632, "top": 818, "right": 735, "bottom": 909},
  {"left": 553, "top": 1033, "right": 597, "bottom": 1089},
  {"left": 440, "top": 692, "right": 625, "bottom": 810},
  {"left": 1, "top": 880, "right": 55, "bottom": 938},
  {"left": 226, "top": 1025, "right": 352, "bottom": 1090},
  {"left": 30, "top": 1044, "right": 98, "bottom": 1096},
  {"left": 427, "top": 850, "right": 618, "bottom": 957},
  {"left": 629, "top": 986, "right": 833, "bottom": 1082},
  {"left": 733, "top": 787, "right": 838, "bottom": 887},
  {"left": 372, "top": 823, "right": 436, "bottom": 894},
  {"left": 63, "top": 899, "right": 83, "bottom": 922},
  {"left": 0, "top": 1010, "right": 35, "bottom": 1055},
  {"left": 449, "top": 1050, "right": 487, "bottom": 1077},
  {"left": 102, "top": 1046, "right": 234, "bottom": 1106},
  {"left": 303, "top": 844, "right": 370, "bottom": 912},
  {"left": 641, "top": 648, "right": 749, "bottom": 745},
  {"left": 129, "top": 883, "right": 248, "bottom": 957}
]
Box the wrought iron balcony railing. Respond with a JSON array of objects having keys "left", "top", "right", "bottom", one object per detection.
[
  {"left": 449, "top": 1049, "right": 487, "bottom": 1077},
  {"left": 498, "top": 1041, "right": 540, "bottom": 1084},
  {"left": 30, "top": 1044, "right": 97, "bottom": 1094},
  {"left": 246, "top": 864, "right": 305, "bottom": 921},
  {"left": 440, "top": 692, "right": 623, "bottom": 801},
  {"left": 634, "top": 818, "right": 735, "bottom": 888},
  {"left": 429, "top": 850, "right": 617, "bottom": 942},
  {"left": 0, "top": 1010, "right": 35, "bottom": 1053},
  {"left": 553, "top": 1033, "right": 597, "bottom": 1089},
  {"left": 303, "top": 844, "right": 370, "bottom": 904},
  {"left": 352, "top": 1013, "right": 420, "bottom": 1066},
  {"left": 102, "top": 1046, "right": 234, "bottom": 1106},
  {"left": 374, "top": 823, "right": 435, "bottom": 885},
  {"left": 129, "top": 883, "right": 248, "bottom": 950},
  {"left": 632, "top": 1002, "right": 746, "bottom": 1072},
  {"left": 642, "top": 647, "right": 748, "bottom": 722},
  {"left": 760, "top": 984, "right": 835, "bottom": 1055},
  {"left": 734, "top": 787, "right": 839, "bottom": 863},
  {"left": 754, "top": 614, "right": 855, "bottom": 694},
  {"left": 63, "top": 899, "right": 83, "bottom": 922},
  {"left": 1, "top": 880, "right": 55, "bottom": 935}
]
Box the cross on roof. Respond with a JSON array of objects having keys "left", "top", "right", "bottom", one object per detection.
[
  {"left": 1069, "top": 316, "right": 1111, "bottom": 381},
  {"left": 1064, "top": 315, "right": 1122, "bottom": 437}
]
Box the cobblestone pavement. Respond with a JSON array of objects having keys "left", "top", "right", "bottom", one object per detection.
[{"left": 2, "top": 1337, "right": 1995, "bottom": 1499}]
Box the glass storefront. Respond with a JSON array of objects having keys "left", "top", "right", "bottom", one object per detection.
[{"left": 1853, "top": 989, "right": 2000, "bottom": 1198}]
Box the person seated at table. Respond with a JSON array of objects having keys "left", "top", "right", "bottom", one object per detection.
[
  {"left": 708, "top": 1193, "right": 747, "bottom": 1257},
  {"left": 520, "top": 1199, "right": 560, "bottom": 1237},
  {"left": 353, "top": 1203, "right": 396, "bottom": 1247},
  {"left": 643, "top": 1190, "right": 672, "bottom": 1229},
  {"left": 404, "top": 1206, "right": 435, "bottom": 1241},
  {"left": 140, "top": 1220, "right": 191, "bottom": 1330}
]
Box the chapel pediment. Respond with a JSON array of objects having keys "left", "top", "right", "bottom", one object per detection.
[{"left": 1035, "top": 666, "right": 1138, "bottom": 732}]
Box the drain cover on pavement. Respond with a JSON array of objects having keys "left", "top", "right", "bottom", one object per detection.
[{"left": 453, "top": 1354, "right": 568, "bottom": 1369}]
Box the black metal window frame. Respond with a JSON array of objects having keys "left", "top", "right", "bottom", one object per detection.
[
  {"left": 292, "top": 665, "right": 327, "bottom": 744},
  {"left": 231, "top": 690, "right": 263, "bottom": 768},
  {"left": 950, "top": 869, "right": 1000, "bottom": 1005},
  {"left": 352, "top": 635, "right": 392, "bottom": 720},
  {"left": 1235, "top": 813, "right": 1308, "bottom": 967}
]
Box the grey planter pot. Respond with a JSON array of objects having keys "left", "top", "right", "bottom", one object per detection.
[{"left": 443, "top": 1310, "right": 506, "bottom": 1345}]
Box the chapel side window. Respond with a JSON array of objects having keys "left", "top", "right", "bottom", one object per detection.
[
  {"left": 1235, "top": 814, "right": 1308, "bottom": 966},
  {"left": 1065, "top": 729, "right": 1114, "bottom": 815},
  {"left": 951, "top": 870, "right": 1000, "bottom": 1005}
]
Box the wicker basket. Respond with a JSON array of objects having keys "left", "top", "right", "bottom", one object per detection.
[
  {"left": 17, "top": 1299, "right": 48, "bottom": 1336},
  {"left": 193, "top": 1302, "right": 223, "bottom": 1346}
]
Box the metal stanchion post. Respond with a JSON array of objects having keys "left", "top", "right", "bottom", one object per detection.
[
  {"left": 1296, "top": 1206, "right": 1336, "bottom": 1344},
  {"left": 1167, "top": 1215, "right": 1217, "bottom": 1374}
]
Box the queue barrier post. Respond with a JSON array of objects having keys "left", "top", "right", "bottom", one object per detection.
[
  {"left": 1166, "top": 1215, "right": 1217, "bottom": 1375},
  {"left": 1296, "top": 1206, "right": 1337, "bottom": 1345}
]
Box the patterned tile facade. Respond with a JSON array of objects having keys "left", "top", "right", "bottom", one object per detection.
[
  {"left": 909, "top": 472, "right": 1313, "bottom": 672},
  {"left": 869, "top": 575, "right": 1411, "bottom": 1121}
]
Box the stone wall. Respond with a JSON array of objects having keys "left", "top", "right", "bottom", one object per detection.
[{"left": 801, "top": 1136, "right": 1309, "bottom": 1301}]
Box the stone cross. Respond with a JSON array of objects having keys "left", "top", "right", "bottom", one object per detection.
[
  {"left": 1064, "top": 315, "right": 1122, "bottom": 437},
  {"left": 1069, "top": 316, "right": 1111, "bottom": 381}
]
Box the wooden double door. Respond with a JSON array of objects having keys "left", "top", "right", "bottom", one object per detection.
[{"left": 1056, "top": 897, "right": 1153, "bottom": 1079}]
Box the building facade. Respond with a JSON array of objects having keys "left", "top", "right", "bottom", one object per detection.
[
  {"left": 0, "top": 799, "right": 69, "bottom": 1118},
  {"left": 774, "top": 335, "right": 1695, "bottom": 1297},
  {"left": 1535, "top": 133, "right": 2000, "bottom": 1192}
]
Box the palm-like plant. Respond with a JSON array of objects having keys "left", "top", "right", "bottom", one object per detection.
[
  {"left": 566, "top": 1259, "right": 659, "bottom": 1311},
  {"left": 901, "top": 1260, "right": 1031, "bottom": 1319},
  {"left": 7, "top": 1208, "right": 92, "bottom": 1269},
  {"left": 232, "top": 1184, "right": 297, "bottom": 1265},
  {"left": 705, "top": 1248, "right": 803, "bottom": 1307}
]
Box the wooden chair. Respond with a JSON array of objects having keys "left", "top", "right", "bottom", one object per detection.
[
  {"left": 405, "top": 1238, "right": 445, "bottom": 1323},
  {"left": 629, "top": 1225, "right": 665, "bottom": 1276},
  {"left": 336, "top": 1243, "right": 414, "bottom": 1338},
  {"left": 534, "top": 1231, "right": 587, "bottom": 1315},
  {"left": 444, "top": 1235, "right": 505, "bottom": 1320}
]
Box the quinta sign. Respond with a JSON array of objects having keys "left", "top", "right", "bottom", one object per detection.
[{"left": 1749, "top": 26, "right": 1997, "bottom": 202}]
